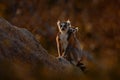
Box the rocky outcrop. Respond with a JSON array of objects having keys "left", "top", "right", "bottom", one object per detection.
[{"left": 0, "top": 18, "right": 75, "bottom": 74}]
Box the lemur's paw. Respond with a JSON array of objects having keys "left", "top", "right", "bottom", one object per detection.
[
  {"left": 57, "top": 56, "right": 64, "bottom": 61},
  {"left": 80, "top": 66, "right": 86, "bottom": 72},
  {"left": 77, "top": 62, "right": 87, "bottom": 72}
]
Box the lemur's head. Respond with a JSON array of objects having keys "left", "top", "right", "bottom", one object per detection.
[
  {"left": 57, "top": 20, "right": 71, "bottom": 33},
  {"left": 70, "top": 27, "right": 78, "bottom": 33}
]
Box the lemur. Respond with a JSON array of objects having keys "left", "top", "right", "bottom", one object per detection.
[
  {"left": 56, "top": 20, "right": 71, "bottom": 58},
  {"left": 56, "top": 20, "right": 86, "bottom": 71}
]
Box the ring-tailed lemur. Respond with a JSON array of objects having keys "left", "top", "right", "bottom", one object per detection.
[{"left": 56, "top": 20, "right": 93, "bottom": 71}]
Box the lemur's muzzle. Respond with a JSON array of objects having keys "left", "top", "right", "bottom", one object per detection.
[{"left": 61, "top": 28, "right": 65, "bottom": 31}]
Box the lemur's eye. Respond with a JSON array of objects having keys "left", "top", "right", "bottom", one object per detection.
[
  {"left": 64, "top": 25, "right": 67, "bottom": 28},
  {"left": 60, "top": 24, "right": 62, "bottom": 27},
  {"left": 63, "top": 23, "right": 68, "bottom": 28},
  {"left": 60, "top": 22, "right": 67, "bottom": 28}
]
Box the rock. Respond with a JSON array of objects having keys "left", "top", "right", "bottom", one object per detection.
[{"left": 0, "top": 18, "right": 75, "bottom": 73}]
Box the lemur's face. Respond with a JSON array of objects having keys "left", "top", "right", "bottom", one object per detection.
[
  {"left": 70, "top": 27, "right": 78, "bottom": 33},
  {"left": 57, "top": 20, "right": 71, "bottom": 33},
  {"left": 60, "top": 22, "right": 69, "bottom": 31}
]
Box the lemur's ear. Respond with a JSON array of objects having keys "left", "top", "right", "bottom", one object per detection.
[
  {"left": 67, "top": 19, "right": 70, "bottom": 24},
  {"left": 75, "top": 27, "right": 79, "bottom": 31},
  {"left": 67, "top": 19, "right": 71, "bottom": 27},
  {"left": 57, "top": 20, "right": 60, "bottom": 27}
]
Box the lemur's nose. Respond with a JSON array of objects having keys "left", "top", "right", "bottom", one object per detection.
[{"left": 62, "top": 28, "right": 65, "bottom": 30}]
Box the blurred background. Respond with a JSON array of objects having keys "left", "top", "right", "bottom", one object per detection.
[{"left": 0, "top": 0, "right": 120, "bottom": 80}]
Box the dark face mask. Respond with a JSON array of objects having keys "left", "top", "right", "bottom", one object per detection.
[{"left": 60, "top": 22, "right": 69, "bottom": 31}]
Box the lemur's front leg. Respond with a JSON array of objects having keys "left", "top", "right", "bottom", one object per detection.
[
  {"left": 56, "top": 36, "right": 62, "bottom": 57},
  {"left": 61, "top": 50, "right": 66, "bottom": 57},
  {"left": 62, "top": 46, "right": 69, "bottom": 57}
]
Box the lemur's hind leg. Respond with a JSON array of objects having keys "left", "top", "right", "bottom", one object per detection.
[{"left": 64, "top": 52, "right": 74, "bottom": 64}]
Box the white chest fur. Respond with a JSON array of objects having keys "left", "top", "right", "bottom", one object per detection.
[{"left": 60, "top": 33, "right": 68, "bottom": 51}]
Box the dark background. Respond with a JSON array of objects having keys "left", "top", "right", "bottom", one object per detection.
[{"left": 0, "top": 0, "right": 120, "bottom": 80}]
